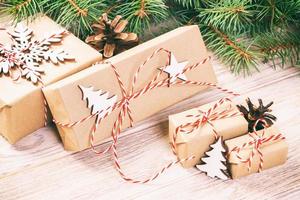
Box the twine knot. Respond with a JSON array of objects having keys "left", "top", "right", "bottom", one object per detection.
[
  {"left": 255, "top": 138, "right": 263, "bottom": 149},
  {"left": 228, "top": 119, "right": 285, "bottom": 172},
  {"left": 201, "top": 114, "right": 209, "bottom": 124}
]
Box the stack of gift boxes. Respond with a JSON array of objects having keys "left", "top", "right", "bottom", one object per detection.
[
  {"left": 169, "top": 99, "right": 288, "bottom": 179},
  {"left": 0, "top": 16, "right": 287, "bottom": 181}
]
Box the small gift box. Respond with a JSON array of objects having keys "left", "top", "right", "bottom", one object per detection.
[
  {"left": 0, "top": 16, "right": 102, "bottom": 143},
  {"left": 169, "top": 99, "right": 248, "bottom": 168},
  {"left": 43, "top": 25, "right": 217, "bottom": 151},
  {"left": 225, "top": 125, "right": 288, "bottom": 179}
]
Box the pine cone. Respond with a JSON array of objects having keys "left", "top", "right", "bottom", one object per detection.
[
  {"left": 237, "top": 98, "right": 277, "bottom": 132},
  {"left": 86, "top": 13, "right": 139, "bottom": 58}
]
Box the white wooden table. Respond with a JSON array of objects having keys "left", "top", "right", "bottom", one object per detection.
[{"left": 1, "top": 57, "right": 300, "bottom": 200}]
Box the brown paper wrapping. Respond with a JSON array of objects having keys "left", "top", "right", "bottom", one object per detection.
[
  {"left": 225, "top": 126, "right": 288, "bottom": 179},
  {"left": 169, "top": 100, "right": 248, "bottom": 168},
  {"left": 0, "top": 16, "right": 102, "bottom": 143},
  {"left": 43, "top": 25, "right": 217, "bottom": 151}
]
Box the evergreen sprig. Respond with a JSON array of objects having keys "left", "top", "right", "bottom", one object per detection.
[
  {"left": 113, "top": 0, "right": 169, "bottom": 34},
  {"left": 254, "top": 0, "right": 300, "bottom": 29},
  {"left": 0, "top": 0, "right": 45, "bottom": 22},
  {"left": 198, "top": 0, "right": 255, "bottom": 34},
  {"left": 255, "top": 30, "right": 300, "bottom": 68},
  {"left": 1, "top": 0, "right": 299, "bottom": 74},
  {"left": 202, "top": 25, "right": 259, "bottom": 75},
  {"left": 44, "top": 0, "right": 106, "bottom": 38},
  {"left": 172, "top": 0, "right": 201, "bottom": 9}
]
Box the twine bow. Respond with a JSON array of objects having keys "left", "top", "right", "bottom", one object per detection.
[
  {"left": 172, "top": 98, "right": 242, "bottom": 154},
  {"left": 228, "top": 119, "right": 285, "bottom": 172},
  {"left": 54, "top": 48, "right": 241, "bottom": 183}
]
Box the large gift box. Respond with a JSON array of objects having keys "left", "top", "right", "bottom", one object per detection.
[
  {"left": 43, "top": 25, "right": 217, "bottom": 151},
  {"left": 225, "top": 126, "right": 288, "bottom": 179},
  {"left": 0, "top": 16, "right": 102, "bottom": 143},
  {"left": 169, "top": 99, "right": 248, "bottom": 168}
]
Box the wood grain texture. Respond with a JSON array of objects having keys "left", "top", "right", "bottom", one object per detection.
[{"left": 0, "top": 57, "right": 300, "bottom": 200}]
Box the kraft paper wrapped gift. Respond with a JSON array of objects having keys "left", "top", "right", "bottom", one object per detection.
[
  {"left": 225, "top": 126, "right": 288, "bottom": 179},
  {"left": 169, "top": 100, "right": 248, "bottom": 168},
  {"left": 0, "top": 16, "right": 102, "bottom": 143},
  {"left": 43, "top": 25, "right": 217, "bottom": 151}
]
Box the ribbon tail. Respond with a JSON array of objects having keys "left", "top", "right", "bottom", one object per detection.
[{"left": 126, "top": 104, "right": 134, "bottom": 127}]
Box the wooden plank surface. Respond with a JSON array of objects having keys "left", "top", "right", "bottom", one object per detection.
[{"left": 0, "top": 57, "right": 300, "bottom": 200}]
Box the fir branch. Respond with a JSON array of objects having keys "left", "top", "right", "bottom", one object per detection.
[
  {"left": 255, "top": 30, "right": 300, "bottom": 68},
  {"left": 172, "top": 0, "right": 201, "bottom": 8},
  {"left": 175, "top": 9, "right": 198, "bottom": 25},
  {"left": 113, "top": 0, "right": 169, "bottom": 34},
  {"left": 45, "top": 0, "right": 107, "bottom": 39},
  {"left": 254, "top": 0, "right": 300, "bottom": 30},
  {"left": 66, "top": 0, "right": 88, "bottom": 16},
  {"left": 167, "top": 0, "right": 199, "bottom": 25},
  {"left": 15, "top": 0, "right": 32, "bottom": 9},
  {"left": 103, "top": 1, "right": 121, "bottom": 15},
  {"left": 0, "top": 0, "right": 45, "bottom": 22},
  {"left": 198, "top": 0, "right": 255, "bottom": 34},
  {"left": 202, "top": 25, "right": 259, "bottom": 75}
]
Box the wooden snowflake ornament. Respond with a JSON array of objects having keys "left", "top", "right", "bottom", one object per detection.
[
  {"left": 0, "top": 23, "right": 73, "bottom": 84},
  {"left": 196, "top": 137, "right": 229, "bottom": 180},
  {"left": 161, "top": 53, "right": 188, "bottom": 83},
  {"left": 79, "top": 85, "right": 117, "bottom": 124}
]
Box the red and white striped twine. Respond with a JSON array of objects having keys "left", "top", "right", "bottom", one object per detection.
[
  {"left": 228, "top": 119, "right": 285, "bottom": 172},
  {"left": 172, "top": 98, "right": 243, "bottom": 153},
  {"left": 40, "top": 81, "right": 48, "bottom": 127},
  {"left": 54, "top": 48, "right": 242, "bottom": 183}
]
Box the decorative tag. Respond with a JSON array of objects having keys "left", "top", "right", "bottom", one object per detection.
[
  {"left": 161, "top": 53, "right": 188, "bottom": 83},
  {"left": 79, "top": 85, "right": 117, "bottom": 124},
  {"left": 0, "top": 23, "right": 73, "bottom": 84},
  {"left": 196, "top": 137, "right": 229, "bottom": 180}
]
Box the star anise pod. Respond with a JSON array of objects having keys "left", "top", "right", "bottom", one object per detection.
[
  {"left": 237, "top": 98, "right": 277, "bottom": 132},
  {"left": 86, "top": 13, "right": 139, "bottom": 58}
]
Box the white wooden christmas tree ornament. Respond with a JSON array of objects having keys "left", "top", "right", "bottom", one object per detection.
[
  {"left": 196, "top": 137, "right": 229, "bottom": 180},
  {"left": 79, "top": 85, "right": 117, "bottom": 124},
  {"left": 161, "top": 53, "right": 188, "bottom": 83}
]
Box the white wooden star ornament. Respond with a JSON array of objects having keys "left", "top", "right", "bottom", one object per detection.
[{"left": 161, "top": 53, "right": 189, "bottom": 83}]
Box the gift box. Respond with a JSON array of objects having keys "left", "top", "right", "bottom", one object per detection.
[
  {"left": 169, "top": 99, "right": 248, "bottom": 168},
  {"left": 225, "top": 126, "right": 288, "bottom": 179},
  {"left": 0, "top": 16, "right": 102, "bottom": 143},
  {"left": 43, "top": 25, "right": 217, "bottom": 151}
]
